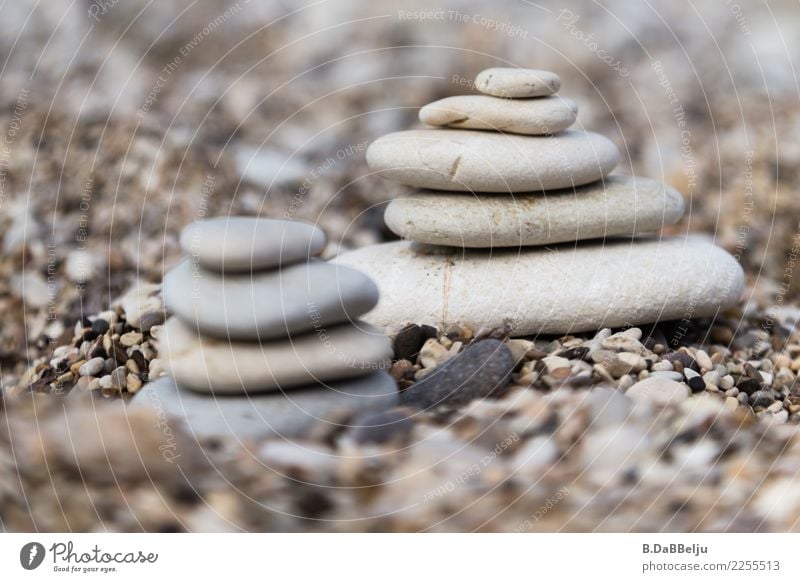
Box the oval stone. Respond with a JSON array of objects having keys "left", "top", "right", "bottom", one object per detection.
[
  {"left": 366, "top": 129, "right": 619, "bottom": 192},
  {"left": 400, "top": 339, "right": 514, "bottom": 409},
  {"left": 131, "top": 372, "right": 398, "bottom": 441},
  {"left": 475, "top": 68, "right": 560, "bottom": 98},
  {"left": 419, "top": 95, "right": 577, "bottom": 135},
  {"left": 180, "top": 217, "right": 326, "bottom": 272},
  {"left": 158, "top": 317, "right": 392, "bottom": 393},
  {"left": 335, "top": 237, "right": 744, "bottom": 336},
  {"left": 384, "top": 175, "right": 685, "bottom": 247},
  {"left": 163, "top": 259, "right": 379, "bottom": 340},
  {"left": 626, "top": 377, "right": 690, "bottom": 406}
]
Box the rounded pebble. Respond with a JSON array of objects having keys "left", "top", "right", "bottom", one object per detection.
[
  {"left": 180, "top": 217, "right": 326, "bottom": 273},
  {"left": 163, "top": 259, "right": 379, "bottom": 341},
  {"left": 475, "top": 68, "right": 560, "bottom": 98},
  {"left": 419, "top": 95, "right": 577, "bottom": 135}
]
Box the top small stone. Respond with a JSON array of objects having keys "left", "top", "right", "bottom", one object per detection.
[
  {"left": 179, "top": 217, "right": 326, "bottom": 273},
  {"left": 475, "top": 68, "right": 560, "bottom": 98}
]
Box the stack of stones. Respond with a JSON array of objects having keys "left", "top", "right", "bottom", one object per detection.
[
  {"left": 135, "top": 217, "right": 397, "bottom": 441},
  {"left": 338, "top": 68, "right": 744, "bottom": 336}
]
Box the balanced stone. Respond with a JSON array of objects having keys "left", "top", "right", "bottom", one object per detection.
[
  {"left": 384, "top": 175, "right": 685, "bottom": 247},
  {"left": 475, "top": 68, "right": 560, "bottom": 98},
  {"left": 335, "top": 237, "right": 744, "bottom": 336},
  {"left": 132, "top": 373, "right": 398, "bottom": 441},
  {"left": 419, "top": 95, "right": 577, "bottom": 135},
  {"left": 180, "top": 217, "right": 326, "bottom": 272},
  {"left": 159, "top": 317, "right": 392, "bottom": 393},
  {"left": 163, "top": 259, "right": 378, "bottom": 341},
  {"left": 366, "top": 129, "right": 619, "bottom": 192}
]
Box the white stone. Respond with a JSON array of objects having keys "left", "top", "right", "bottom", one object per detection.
[
  {"left": 510, "top": 436, "right": 559, "bottom": 475},
  {"left": 584, "top": 386, "right": 633, "bottom": 428},
  {"left": 581, "top": 425, "right": 652, "bottom": 478},
  {"left": 131, "top": 373, "right": 398, "bottom": 441},
  {"left": 334, "top": 236, "right": 744, "bottom": 336},
  {"left": 366, "top": 129, "right": 619, "bottom": 192},
  {"left": 626, "top": 377, "right": 690, "bottom": 406},
  {"left": 234, "top": 146, "right": 308, "bottom": 187},
  {"left": 419, "top": 95, "right": 577, "bottom": 135},
  {"left": 116, "top": 282, "right": 163, "bottom": 329},
  {"left": 384, "top": 175, "right": 684, "bottom": 247},
  {"left": 180, "top": 217, "right": 326, "bottom": 272},
  {"left": 65, "top": 250, "right": 97, "bottom": 283},
  {"left": 158, "top": 317, "right": 392, "bottom": 394},
  {"left": 475, "top": 68, "right": 560, "bottom": 98},
  {"left": 11, "top": 272, "right": 51, "bottom": 309},
  {"left": 163, "top": 259, "right": 378, "bottom": 340}
]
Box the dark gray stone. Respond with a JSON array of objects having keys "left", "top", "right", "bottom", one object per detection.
[
  {"left": 393, "top": 323, "right": 437, "bottom": 361},
  {"left": 399, "top": 339, "right": 514, "bottom": 409}
]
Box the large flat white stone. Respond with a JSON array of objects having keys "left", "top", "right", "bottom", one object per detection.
[
  {"left": 384, "top": 175, "right": 685, "bottom": 247},
  {"left": 366, "top": 129, "right": 619, "bottom": 192},
  {"left": 335, "top": 237, "right": 744, "bottom": 336}
]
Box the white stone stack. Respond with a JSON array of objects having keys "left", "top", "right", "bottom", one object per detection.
[
  {"left": 338, "top": 68, "right": 744, "bottom": 336},
  {"left": 136, "top": 217, "right": 397, "bottom": 441}
]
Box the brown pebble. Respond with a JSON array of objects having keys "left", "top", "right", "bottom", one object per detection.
[
  {"left": 126, "top": 373, "right": 142, "bottom": 393},
  {"left": 120, "top": 332, "right": 143, "bottom": 347},
  {"left": 390, "top": 360, "right": 416, "bottom": 381},
  {"left": 69, "top": 359, "right": 86, "bottom": 375}
]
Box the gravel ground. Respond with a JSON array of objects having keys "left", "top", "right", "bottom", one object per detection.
[{"left": 2, "top": 0, "right": 800, "bottom": 532}]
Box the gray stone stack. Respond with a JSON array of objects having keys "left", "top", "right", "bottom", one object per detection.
[
  {"left": 135, "top": 217, "right": 397, "bottom": 441},
  {"left": 338, "top": 67, "right": 744, "bottom": 336}
]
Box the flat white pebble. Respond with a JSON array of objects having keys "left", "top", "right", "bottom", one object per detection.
[
  {"left": 626, "top": 377, "right": 690, "bottom": 406},
  {"left": 475, "top": 67, "right": 560, "bottom": 98},
  {"left": 335, "top": 237, "right": 744, "bottom": 336},
  {"left": 419, "top": 95, "right": 577, "bottom": 135}
]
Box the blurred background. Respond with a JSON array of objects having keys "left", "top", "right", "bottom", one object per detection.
[{"left": 0, "top": 0, "right": 798, "bottom": 384}]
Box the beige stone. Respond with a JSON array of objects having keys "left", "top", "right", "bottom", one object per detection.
[
  {"left": 419, "top": 95, "right": 577, "bottom": 135},
  {"left": 384, "top": 175, "right": 685, "bottom": 247},
  {"left": 366, "top": 129, "right": 619, "bottom": 192},
  {"left": 626, "top": 377, "right": 691, "bottom": 405},
  {"left": 335, "top": 237, "right": 744, "bottom": 336},
  {"left": 475, "top": 68, "right": 560, "bottom": 97}
]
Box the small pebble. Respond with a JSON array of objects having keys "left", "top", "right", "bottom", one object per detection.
[
  {"left": 120, "top": 332, "right": 143, "bottom": 347},
  {"left": 694, "top": 349, "right": 713, "bottom": 370},
  {"left": 649, "top": 370, "right": 684, "bottom": 382},
  {"left": 79, "top": 357, "right": 105, "bottom": 377}
]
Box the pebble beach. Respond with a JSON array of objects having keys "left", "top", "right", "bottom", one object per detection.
[{"left": 2, "top": 0, "right": 800, "bottom": 533}]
